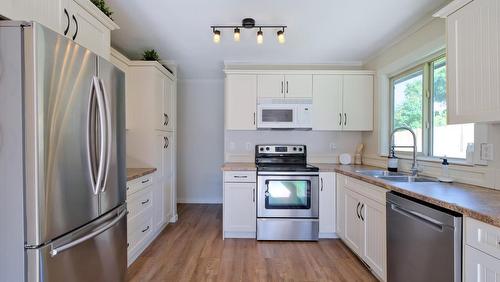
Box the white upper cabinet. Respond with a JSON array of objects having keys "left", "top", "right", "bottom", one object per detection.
[
  {"left": 225, "top": 74, "right": 257, "bottom": 130},
  {"left": 224, "top": 69, "right": 373, "bottom": 131},
  {"left": 258, "top": 75, "right": 284, "bottom": 98},
  {"left": 343, "top": 75, "right": 373, "bottom": 131},
  {"left": 312, "top": 74, "right": 373, "bottom": 131},
  {"left": 284, "top": 75, "right": 313, "bottom": 98},
  {"left": 436, "top": 0, "right": 500, "bottom": 123},
  {"left": 0, "top": 0, "right": 118, "bottom": 59},
  {"left": 257, "top": 74, "right": 313, "bottom": 99},
  {"left": 313, "top": 75, "right": 343, "bottom": 130}
]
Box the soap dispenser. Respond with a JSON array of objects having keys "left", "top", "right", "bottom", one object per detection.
[
  {"left": 438, "top": 157, "right": 453, "bottom": 183},
  {"left": 387, "top": 149, "right": 398, "bottom": 172}
]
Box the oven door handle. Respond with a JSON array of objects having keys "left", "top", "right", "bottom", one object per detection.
[{"left": 264, "top": 182, "right": 270, "bottom": 197}]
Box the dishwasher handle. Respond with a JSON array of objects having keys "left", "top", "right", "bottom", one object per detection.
[{"left": 390, "top": 203, "right": 444, "bottom": 232}]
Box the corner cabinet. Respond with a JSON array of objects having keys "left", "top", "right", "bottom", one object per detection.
[
  {"left": 0, "top": 0, "right": 118, "bottom": 59},
  {"left": 223, "top": 170, "right": 257, "bottom": 238},
  {"left": 435, "top": 0, "right": 500, "bottom": 123},
  {"left": 337, "top": 174, "right": 387, "bottom": 282}
]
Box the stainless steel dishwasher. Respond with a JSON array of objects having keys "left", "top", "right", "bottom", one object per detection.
[{"left": 387, "top": 192, "right": 462, "bottom": 282}]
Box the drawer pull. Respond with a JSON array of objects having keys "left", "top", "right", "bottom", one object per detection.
[
  {"left": 126, "top": 186, "right": 130, "bottom": 190},
  {"left": 141, "top": 225, "right": 150, "bottom": 233},
  {"left": 141, "top": 179, "right": 150, "bottom": 184},
  {"left": 234, "top": 175, "right": 247, "bottom": 178},
  {"left": 141, "top": 199, "right": 150, "bottom": 205}
]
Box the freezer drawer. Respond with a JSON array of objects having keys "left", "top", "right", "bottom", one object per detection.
[{"left": 26, "top": 205, "right": 127, "bottom": 282}]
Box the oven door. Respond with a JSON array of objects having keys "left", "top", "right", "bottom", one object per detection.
[
  {"left": 257, "top": 173, "right": 319, "bottom": 218},
  {"left": 257, "top": 104, "right": 297, "bottom": 128}
]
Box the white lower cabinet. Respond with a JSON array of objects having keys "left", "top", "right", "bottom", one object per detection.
[
  {"left": 464, "top": 217, "right": 500, "bottom": 282},
  {"left": 336, "top": 173, "right": 387, "bottom": 281},
  {"left": 319, "top": 172, "right": 336, "bottom": 238},
  {"left": 223, "top": 171, "right": 256, "bottom": 238},
  {"left": 465, "top": 245, "right": 500, "bottom": 282}
]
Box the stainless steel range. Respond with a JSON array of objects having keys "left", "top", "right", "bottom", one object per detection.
[{"left": 256, "top": 145, "right": 319, "bottom": 241}]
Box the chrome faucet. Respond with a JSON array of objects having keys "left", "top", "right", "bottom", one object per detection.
[{"left": 390, "top": 127, "right": 419, "bottom": 176}]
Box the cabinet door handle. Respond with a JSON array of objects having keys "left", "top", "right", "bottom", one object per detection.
[
  {"left": 320, "top": 177, "right": 324, "bottom": 191},
  {"left": 164, "top": 136, "right": 170, "bottom": 149},
  {"left": 356, "top": 202, "right": 361, "bottom": 219},
  {"left": 253, "top": 112, "right": 256, "bottom": 125},
  {"left": 344, "top": 113, "right": 347, "bottom": 126},
  {"left": 72, "top": 15, "right": 78, "bottom": 40},
  {"left": 141, "top": 225, "right": 150, "bottom": 233},
  {"left": 252, "top": 188, "right": 255, "bottom": 202},
  {"left": 360, "top": 204, "right": 364, "bottom": 221},
  {"left": 339, "top": 113, "right": 342, "bottom": 126},
  {"left": 63, "top": 9, "right": 70, "bottom": 35},
  {"left": 164, "top": 113, "right": 169, "bottom": 126},
  {"left": 286, "top": 81, "right": 289, "bottom": 94},
  {"left": 141, "top": 199, "right": 150, "bottom": 205}
]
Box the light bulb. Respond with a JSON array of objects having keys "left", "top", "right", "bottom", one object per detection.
[
  {"left": 257, "top": 29, "right": 263, "bottom": 44},
  {"left": 234, "top": 28, "right": 240, "bottom": 42},
  {"left": 213, "top": 30, "right": 221, "bottom": 44},
  {"left": 277, "top": 30, "right": 285, "bottom": 44}
]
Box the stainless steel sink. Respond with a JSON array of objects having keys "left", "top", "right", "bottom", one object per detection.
[
  {"left": 355, "top": 170, "right": 408, "bottom": 177},
  {"left": 376, "top": 176, "right": 437, "bottom": 182}
]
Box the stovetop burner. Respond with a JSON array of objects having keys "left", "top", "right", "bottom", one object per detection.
[{"left": 255, "top": 144, "right": 318, "bottom": 172}]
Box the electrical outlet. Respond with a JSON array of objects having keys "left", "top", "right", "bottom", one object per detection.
[
  {"left": 480, "top": 143, "right": 494, "bottom": 161},
  {"left": 245, "top": 142, "right": 252, "bottom": 151},
  {"left": 329, "top": 143, "right": 337, "bottom": 151}
]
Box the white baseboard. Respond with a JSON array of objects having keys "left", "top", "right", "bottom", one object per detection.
[
  {"left": 223, "top": 231, "right": 256, "bottom": 239},
  {"left": 169, "top": 213, "right": 178, "bottom": 223},
  {"left": 319, "top": 232, "right": 339, "bottom": 239}
]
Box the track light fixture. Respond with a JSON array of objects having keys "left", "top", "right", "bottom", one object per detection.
[
  {"left": 212, "top": 28, "right": 221, "bottom": 43},
  {"left": 233, "top": 27, "right": 240, "bottom": 42},
  {"left": 210, "top": 18, "right": 286, "bottom": 44}
]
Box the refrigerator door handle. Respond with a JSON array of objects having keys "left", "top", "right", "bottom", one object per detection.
[
  {"left": 49, "top": 208, "right": 127, "bottom": 257},
  {"left": 93, "top": 77, "right": 107, "bottom": 193},
  {"left": 98, "top": 78, "right": 112, "bottom": 193}
]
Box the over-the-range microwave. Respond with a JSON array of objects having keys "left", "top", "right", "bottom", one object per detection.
[{"left": 257, "top": 98, "right": 312, "bottom": 129}]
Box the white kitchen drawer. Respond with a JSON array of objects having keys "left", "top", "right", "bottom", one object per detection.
[
  {"left": 127, "top": 207, "right": 153, "bottom": 253},
  {"left": 343, "top": 176, "right": 387, "bottom": 205},
  {"left": 126, "top": 174, "right": 154, "bottom": 196},
  {"left": 465, "top": 217, "right": 500, "bottom": 260},
  {"left": 127, "top": 185, "right": 153, "bottom": 221},
  {"left": 224, "top": 171, "right": 256, "bottom": 183}
]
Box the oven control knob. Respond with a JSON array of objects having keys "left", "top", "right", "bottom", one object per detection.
[
  {"left": 259, "top": 147, "right": 264, "bottom": 151},
  {"left": 298, "top": 147, "right": 303, "bottom": 152},
  {"left": 266, "top": 147, "right": 270, "bottom": 151},
  {"left": 293, "top": 147, "right": 297, "bottom": 151}
]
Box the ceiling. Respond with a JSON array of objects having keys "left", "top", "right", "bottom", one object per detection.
[{"left": 107, "top": 0, "right": 449, "bottom": 79}]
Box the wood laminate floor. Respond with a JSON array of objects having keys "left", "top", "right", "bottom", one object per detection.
[{"left": 127, "top": 204, "right": 377, "bottom": 282}]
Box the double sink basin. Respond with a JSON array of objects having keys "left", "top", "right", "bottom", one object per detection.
[{"left": 355, "top": 170, "right": 437, "bottom": 183}]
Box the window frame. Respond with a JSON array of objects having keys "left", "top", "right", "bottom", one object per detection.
[{"left": 389, "top": 53, "right": 470, "bottom": 160}]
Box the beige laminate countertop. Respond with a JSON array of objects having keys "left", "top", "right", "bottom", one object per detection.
[
  {"left": 127, "top": 167, "right": 157, "bottom": 181},
  {"left": 315, "top": 163, "right": 500, "bottom": 228},
  {"left": 222, "top": 162, "right": 500, "bottom": 227},
  {"left": 221, "top": 162, "right": 256, "bottom": 171}
]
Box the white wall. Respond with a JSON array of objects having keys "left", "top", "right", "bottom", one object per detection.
[
  {"left": 177, "top": 79, "right": 225, "bottom": 203},
  {"left": 225, "top": 130, "right": 362, "bottom": 163}
]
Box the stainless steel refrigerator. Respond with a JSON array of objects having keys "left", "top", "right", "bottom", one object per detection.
[{"left": 0, "top": 21, "right": 127, "bottom": 281}]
